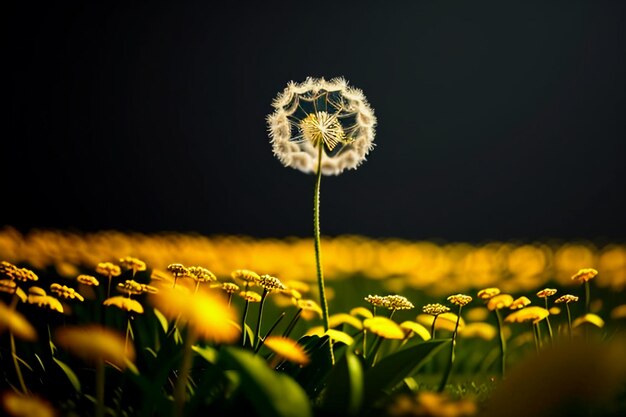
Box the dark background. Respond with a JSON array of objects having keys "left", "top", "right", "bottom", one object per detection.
[{"left": 4, "top": 1, "right": 625, "bottom": 243}]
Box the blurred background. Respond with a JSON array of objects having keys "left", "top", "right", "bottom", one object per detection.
[{"left": 4, "top": 0, "right": 625, "bottom": 244}]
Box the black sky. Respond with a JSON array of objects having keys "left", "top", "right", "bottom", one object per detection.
[{"left": 4, "top": 0, "right": 626, "bottom": 243}]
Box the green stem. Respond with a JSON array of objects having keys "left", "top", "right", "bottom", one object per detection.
[
  {"left": 256, "top": 312, "right": 286, "bottom": 353},
  {"left": 532, "top": 323, "right": 540, "bottom": 353},
  {"left": 584, "top": 281, "right": 590, "bottom": 314},
  {"left": 282, "top": 309, "right": 303, "bottom": 338},
  {"left": 10, "top": 332, "right": 28, "bottom": 394},
  {"left": 494, "top": 309, "right": 506, "bottom": 379},
  {"left": 431, "top": 316, "right": 438, "bottom": 339},
  {"left": 240, "top": 300, "right": 251, "bottom": 348},
  {"left": 313, "top": 142, "right": 334, "bottom": 365},
  {"left": 125, "top": 317, "right": 132, "bottom": 355},
  {"left": 543, "top": 298, "right": 554, "bottom": 343},
  {"left": 438, "top": 306, "right": 463, "bottom": 392},
  {"left": 566, "top": 303, "right": 573, "bottom": 341},
  {"left": 253, "top": 290, "right": 269, "bottom": 351},
  {"left": 96, "top": 358, "right": 105, "bottom": 417},
  {"left": 174, "top": 328, "right": 196, "bottom": 417}
]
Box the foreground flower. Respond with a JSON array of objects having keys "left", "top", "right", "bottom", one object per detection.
[
  {"left": 1, "top": 391, "right": 57, "bottom": 417},
  {"left": 505, "top": 306, "right": 550, "bottom": 352}
]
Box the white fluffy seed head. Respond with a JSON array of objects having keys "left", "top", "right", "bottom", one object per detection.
[{"left": 267, "top": 76, "right": 377, "bottom": 176}]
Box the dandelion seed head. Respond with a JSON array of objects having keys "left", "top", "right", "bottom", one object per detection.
[{"left": 267, "top": 76, "right": 377, "bottom": 175}]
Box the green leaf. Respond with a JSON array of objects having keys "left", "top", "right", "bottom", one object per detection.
[
  {"left": 218, "top": 347, "right": 313, "bottom": 417},
  {"left": 53, "top": 357, "right": 81, "bottom": 392},
  {"left": 363, "top": 339, "right": 450, "bottom": 408},
  {"left": 319, "top": 348, "right": 364, "bottom": 416},
  {"left": 153, "top": 308, "right": 169, "bottom": 333},
  {"left": 192, "top": 344, "right": 218, "bottom": 364}
]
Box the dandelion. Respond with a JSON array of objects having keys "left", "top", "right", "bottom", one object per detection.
[
  {"left": 480, "top": 290, "right": 512, "bottom": 379},
  {"left": 510, "top": 296, "right": 531, "bottom": 310},
  {"left": 253, "top": 274, "right": 287, "bottom": 351},
  {"left": 187, "top": 266, "right": 217, "bottom": 293},
  {"left": 95, "top": 261, "right": 122, "bottom": 298},
  {"left": 0, "top": 279, "right": 27, "bottom": 304},
  {"left": 1, "top": 391, "right": 57, "bottom": 417},
  {"left": 77, "top": 274, "right": 99, "bottom": 286},
  {"left": 439, "top": 294, "right": 472, "bottom": 392},
  {"left": 536, "top": 288, "right": 557, "bottom": 342},
  {"left": 219, "top": 282, "right": 240, "bottom": 307},
  {"left": 363, "top": 316, "right": 405, "bottom": 366},
  {"left": 118, "top": 256, "right": 147, "bottom": 276},
  {"left": 263, "top": 336, "right": 310, "bottom": 368},
  {"left": 50, "top": 283, "right": 85, "bottom": 302},
  {"left": 54, "top": 324, "right": 135, "bottom": 417},
  {"left": 267, "top": 78, "right": 377, "bottom": 364},
  {"left": 166, "top": 263, "right": 189, "bottom": 289},
  {"left": 505, "top": 306, "right": 550, "bottom": 352},
  {"left": 0, "top": 301, "right": 37, "bottom": 394},
  {"left": 103, "top": 296, "right": 144, "bottom": 314},
  {"left": 422, "top": 303, "right": 451, "bottom": 338},
  {"left": 571, "top": 267, "right": 598, "bottom": 315}
]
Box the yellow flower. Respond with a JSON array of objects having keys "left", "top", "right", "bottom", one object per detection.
[
  {"left": 447, "top": 294, "right": 473, "bottom": 307},
  {"left": 572, "top": 313, "right": 605, "bottom": 329},
  {"left": 296, "top": 299, "right": 323, "bottom": 320},
  {"left": 76, "top": 274, "right": 99, "bottom": 286},
  {"left": 220, "top": 282, "right": 240, "bottom": 295},
  {"left": 267, "top": 77, "right": 377, "bottom": 175},
  {"left": 103, "top": 296, "right": 144, "bottom": 314},
  {"left": 0, "top": 279, "right": 27, "bottom": 303},
  {"left": 27, "top": 294, "right": 63, "bottom": 314},
  {"left": 459, "top": 322, "right": 497, "bottom": 340},
  {"left": 257, "top": 274, "right": 287, "bottom": 292},
  {"left": 536, "top": 288, "right": 557, "bottom": 298},
  {"left": 487, "top": 294, "right": 514, "bottom": 311},
  {"left": 364, "top": 294, "right": 386, "bottom": 308},
  {"left": 477, "top": 287, "right": 501, "bottom": 300},
  {"left": 504, "top": 306, "right": 550, "bottom": 324},
  {"left": 54, "top": 324, "right": 135, "bottom": 369},
  {"left": 350, "top": 306, "right": 374, "bottom": 320},
  {"left": 95, "top": 262, "right": 122, "bottom": 278},
  {"left": 263, "top": 336, "right": 310, "bottom": 365},
  {"left": 363, "top": 316, "right": 406, "bottom": 340},
  {"left": 0, "top": 301, "right": 37, "bottom": 341},
  {"left": 13, "top": 267, "right": 39, "bottom": 283},
  {"left": 187, "top": 266, "right": 217, "bottom": 283},
  {"left": 555, "top": 294, "right": 579, "bottom": 304},
  {"left": 510, "top": 296, "right": 532, "bottom": 310},
  {"left": 49, "top": 283, "right": 84, "bottom": 302},
  {"left": 416, "top": 313, "right": 466, "bottom": 333},
  {"left": 118, "top": 256, "right": 147, "bottom": 274},
  {"left": 1, "top": 391, "right": 57, "bottom": 417},
  {"left": 571, "top": 267, "right": 598, "bottom": 283},
  {"left": 422, "top": 303, "right": 451, "bottom": 316},
  {"left": 238, "top": 291, "right": 262, "bottom": 303},
  {"left": 328, "top": 313, "right": 363, "bottom": 330},
  {"left": 399, "top": 321, "right": 431, "bottom": 340},
  {"left": 231, "top": 269, "right": 260, "bottom": 285},
  {"left": 149, "top": 285, "right": 239, "bottom": 344}
]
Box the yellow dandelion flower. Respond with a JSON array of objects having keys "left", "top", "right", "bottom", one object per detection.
[
  {"left": 422, "top": 303, "right": 451, "bottom": 316},
  {"left": 0, "top": 301, "right": 37, "bottom": 341},
  {"left": 116, "top": 280, "right": 143, "bottom": 296},
  {"left": 220, "top": 282, "right": 240, "bottom": 294},
  {"left": 263, "top": 336, "right": 310, "bottom": 365},
  {"left": 103, "top": 296, "right": 144, "bottom": 314},
  {"left": 416, "top": 313, "right": 466, "bottom": 333},
  {"left": 572, "top": 313, "right": 605, "bottom": 329},
  {"left": 0, "top": 261, "right": 19, "bottom": 278},
  {"left": 555, "top": 294, "right": 579, "bottom": 304},
  {"left": 324, "top": 329, "right": 354, "bottom": 346},
  {"left": 257, "top": 274, "right": 287, "bottom": 292},
  {"left": 54, "top": 324, "right": 135, "bottom": 369},
  {"left": 238, "top": 291, "right": 262, "bottom": 303},
  {"left": 477, "top": 287, "right": 501, "bottom": 300},
  {"left": 459, "top": 322, "right": 497, "bottom": 340},
  {"left": 187, "top": 266, "right": 217, "bottom": 283},
  {"left": 1, "top": 391, "right": 57, "bottom": 417},
  {"left": 510, "top": 296, "right": 532, "bottom": 310},
  {"left": 610, "top": 304, "right": 626, "bottom": 319},
  {"left": 231, "top": 269, "right": 260, "bottom": 284},
  {"left": 447, "top": 294, "right": 473, "bottom": 307},
  {"left": 328, "top": 313, "right": 363, "bottom": 330},
  {"left": 49, "top": 284, "right": 84, "bottom": 302},
  {"left": 27, "top": 294, "right": 63, "bottom": 314},
  {"left": 350, "top": 306, "right": 374, "bottom": 319},
  {"left": 148, "top": 285, "right": 239, "bottom": 344},
  {"left": 536, "top": 288, "right": 557, "bottom": 298},
  {"left": 28, "top": 286, "right": 46, "bottom": 296},
  {"left": 504, "top": 306, "right": 550, "bottom": 324},
  {"left": 571, "top": 267, "right": 598, "bottom": 283},
  {"left": 95, "top": 262, "right": 122, "bottom": 278},
  {"left": 363, "top": 316, "right": 405, "bottom": 340},
  {"left": 487, "top": 294, "right": 514, "bottom": 311},
  {"left": 0, "top": 280, "right": 27, "bottom": 303},
  {"left": 296, "top": 299, "right": 323, "bottom": 320},
  {"left": 76, "top": 274, "right": 99, "bottom": 286},
  {"left": 399, "top": 321, "right": 431, "bottom": 340},
  {"left": 267, "top": 76, "right": 377, "bottom": 175},
  {"left": 118, "top": 256, "right": 147, "bottom": 274}
]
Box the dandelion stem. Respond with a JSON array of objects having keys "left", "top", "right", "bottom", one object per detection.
[
  {"left": 253, "top": 290, "right": 269, "bottom": 352},
  {"left": 543, "top": 298, "right": 554, "bottom": 343},
  {"left": 174, "top": 328, "right": 196, "bottom": 417},
  {"left": 240, "top": 300, "right": 251, "bottom": 348},
  {"left": 438, "top": 306, "right": 463, "bottom": 392},
  {"left": 282, "top": 308, "right": 303, "bottom": 338},
  {"left": 125, "top": 317, "right": 132, "bottom": 355},
  {"left": 494, "top": 309, "right": 506, "bottom": 379},
  {"left": 313, "top": 142, "right": 334, "bottom": 365},
  {"left": 431, "top": 316, "right": 438, "bottom": 339},
  {"left": 256, "top": 312, "right": 286, "bottom": 353},
  {"left": 584, "top": 281, "right": 590, "bottom": 314},
  {"left": 565, "top": 303, "right": 573, "bottom": 341},
  {"left": 9, "top": 332, "right": 27, "bottom": 394}
]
